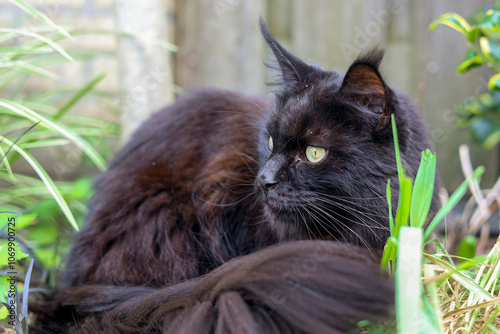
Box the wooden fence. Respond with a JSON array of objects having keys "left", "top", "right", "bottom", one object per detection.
[
  {"left": 1, "top": 0, "right": 498, "bottom": 190},
  {"left": 168, "top": 0, "right": 499, "bottom": 190}
]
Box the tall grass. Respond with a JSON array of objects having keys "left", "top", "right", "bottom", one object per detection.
[
  {"left": 0, "top": 0, "right": 117, "bottom": 331},
  {"left": 370, "top": 115, "right": 500, "bottom": 333}
]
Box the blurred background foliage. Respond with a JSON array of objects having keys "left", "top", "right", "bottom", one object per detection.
[
  {"left": 0, "top": 0, "right": 118, "bottom": 326},
  {"left": 435, "top": 4, "right": 500, "bottom": 149}
]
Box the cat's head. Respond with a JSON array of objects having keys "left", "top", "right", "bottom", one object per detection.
[{"left": 255, "top": 19, "right": 433, "bottom": 250}]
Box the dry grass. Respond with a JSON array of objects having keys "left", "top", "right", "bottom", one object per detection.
[{"left": 431, "top": 146, "right": 500, "bottom": 334}]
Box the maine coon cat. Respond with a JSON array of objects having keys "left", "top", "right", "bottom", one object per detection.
[{"left": 32, "top": 19, "right": 439, "bottom": 333}]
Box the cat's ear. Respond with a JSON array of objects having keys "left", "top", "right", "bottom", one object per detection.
[
  {"left": 260, "top": 18, "right": 313, "bottom": 87},
  {"left": 338, "top": 50, "right": 390, "bottom": 131}
]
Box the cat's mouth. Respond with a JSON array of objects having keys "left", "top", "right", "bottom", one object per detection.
[
  {"left": 260, "top": 186, "right": 304, "bottom": 216},
  {"left": 260, "top": 187, "right": 321, "bottom": 240}
]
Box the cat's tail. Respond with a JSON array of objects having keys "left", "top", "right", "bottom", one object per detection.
[{"left": 31, "top": 240, "right": 394, "bottom": 334}]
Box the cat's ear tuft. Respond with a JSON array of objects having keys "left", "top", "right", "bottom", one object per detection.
[
  {"left": 260, "top": 18, "right": 313, "bottom": 87},
  {"left": 339, "top": 49, "right": 390, "bottom": 131}
]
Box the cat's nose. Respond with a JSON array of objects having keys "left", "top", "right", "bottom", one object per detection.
[
  {"left": 257, "top": 172, "right": 278, "bottom": 190},
  {"left": 257, "top": 155, "right": 285, "bottom": 191}
]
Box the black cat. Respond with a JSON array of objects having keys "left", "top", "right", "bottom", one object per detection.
[{"left": 32, "top": 19, "right": 438, "bottom": 333}]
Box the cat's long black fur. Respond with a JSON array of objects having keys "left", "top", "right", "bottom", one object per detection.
[{"left": 32, "top": 19, "right": 438, "bottom": 333}]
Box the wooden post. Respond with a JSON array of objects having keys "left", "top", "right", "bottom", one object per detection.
[{"left": 115, "top": 0, "right": 175, "bottom": 143}]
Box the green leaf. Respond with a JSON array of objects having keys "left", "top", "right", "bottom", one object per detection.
[
  {"left": 0, "top": 240, "right": 29, "bottom": 265},
  {"left": 15, "top": 213, "right": 37, "bottom": 230},
  {"left": 27, "top": 224, "right": 59, "bottom": 246},
  {"left": 457, "top": 49, "right": 483, "bottom": 74},
  {"left": 457, "top": 235, "right": 477, "bottom": 262},
  {"left": 380, "top": 236, "right": 397, "bottom": 271},
  {"left": 34, "top": 247, "right": 63, "bottom": 268},
  {"left": 470, "top": 116, "right": 500, "bottom": 149},
  {"left": 69, "top": 177, "right": 94, "bottom": 200},
  {"left": 466, "top": 27, "right": 480, "bottom": 43},
  {"left": 0, "top": 275, "right": 11, "bottom": 303},
  {"left": 29, "top": 200, "right": 59, "bottom": 222},
  {"left": 429, "top": 13, "right": 471, "bottom": 35},
  {"left": 0, "top": 305, "right": 8, "bottom": 320},
  {"left": 479, "top": 36, "right": 500, "bottom": 63},
  {"left": 477, "top": 9, "right": 500, "bottom": 31},
  {"left": 410, "top": 149, "right": 436, "bottom": 228},
  {"left": 396, "top": 227, "right": 423, "bottom": 333},
  {"left": 458, "top": 91, "right": 500, "bottom": 130},
  {"left": 488, "top": 73, "right": 500, "bottom": 90}
]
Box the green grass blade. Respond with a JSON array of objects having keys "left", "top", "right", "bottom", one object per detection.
[
  {"left": 8, "top": 0, "right": 72, "bottom": 39},
  {"left": 483, "top": 303, "right": 500, "bottom": 334},
  {"left": 0, "top": 28, "right": 73, "bottom": 61},
  {"left": 21, "top": 258, "right": 34, "bottom": 319},
  {"left": 19, "top": 139, "right": 70, "bottom": 149},
  {"left": 391, "top": 114, "right": 404, "bottom": 181},
  {"left": 424, "top": 166, "right": 485, "bottom": 241},
  {"left": 0, "top": 121, "right": 38, "bottom": 161},
  {"left": 396, "top": 226, "right": 423, "bottom": 333},
  {"left": 468, "top": 241, "right": 500, "bottom": 308},
  {"left": 151, "top": 38, "right": 178, "bottom": 52},
  {"left": 419, "top": 297, "right": 443, "bottom": 334},
  {"left": 0, "top": 135, "right": 78, "bottom": 230},
  {"left": 54, "top": 73, "right": 106, "bottom": 119},
  {"left": 394, "top": 175, "right": 412, "bottom": 238},
  {"left": 0, "top": 31, "right": 18, "bottom": 44},
  {"left": 0, "top": 145, "right": 14, "bottom": 181},
  {"left": 424, "top": 265, "right": 445, "bottom": 333},
  {"left": 0, "top": 68, "right": 24, "bottom": 91},
  {"left": 380, "top": 237, "right": 397, "bottom": 271},
  {"left": 0, "top": 98, "right": 106, "bottom": 171},
  {"left": 410, "top": 149, "right": 436, "bottom": 228},
  {"left": 487, "top": 325, "right": 500, "bottom": 334},
  {"left": 425, "top": 254, "right": 495, "bottom": 301},
  {"left": 7, "top": 61, "right": 59, "bottom": 80},
  {"left": 386, "top": 179, "right": 394, "bottom": 234},
  {"left": 0, "top": 46, "right": 52, "bottom": 54}
]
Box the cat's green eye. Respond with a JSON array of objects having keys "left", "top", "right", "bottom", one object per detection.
[
  {"left": 305, "top": 146, "right": 326, "bottom": 163},
  {"left": 268, "top": 136, "right": 273, "bottom": 151}
]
